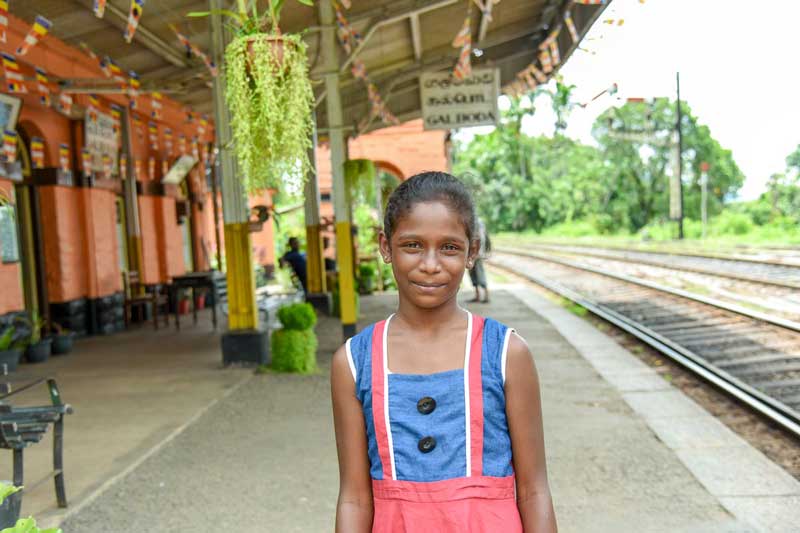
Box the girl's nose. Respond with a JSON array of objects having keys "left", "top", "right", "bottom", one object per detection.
[{"left": 418, "top": 249, "right": 441, "bottom": 273}]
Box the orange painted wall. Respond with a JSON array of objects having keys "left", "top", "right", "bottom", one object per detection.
[
  {"left": 0, "top": 180, "right": 24, "bottom": 314},
  {"left": 155, "top": 197, "right": 185, "bottom": 280},
  {"left": 39, "top": 186, "right": 88, "bottom": 303},
  {"left": 86, "top": 189, "right": 122, "bottom": 297},
  {"left": 137, "top": 196, "right": 161, "bottom": 285}
]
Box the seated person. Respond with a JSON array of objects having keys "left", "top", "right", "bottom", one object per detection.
[{"left": 279, "top": 237, "right": 307, "bottom": 293}]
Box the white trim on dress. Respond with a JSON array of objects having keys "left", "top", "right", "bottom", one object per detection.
[
  {"left": 345, "top": 338, "right": 356, "bottom": 382},
  {"left": 501, "top": 328, "right": 514, "bottom": 385},
  {"left": 463, "top": 311, "right": 474, "bottom": 477},
  {"left": 383, "top": 314, "right": 397, "bottom": 480}
]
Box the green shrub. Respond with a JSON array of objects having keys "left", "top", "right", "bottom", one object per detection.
[
  {"left": 276, "top": 303, "right": 317, "bottom": 331},
  {"left": 270, "top": 329, "right": 318, "bottom": 374},
  {"left": 359, "top": 263, "right": 376, "bottom": 279},
  {"left": 0, "top": 482, "right": 60, "bottom": 533},
  {"left": 712, "top": 211, "right": 753, "bottom": 236},
  {"left": 0, "top": 327, "right": 14, "bottom": 351}
]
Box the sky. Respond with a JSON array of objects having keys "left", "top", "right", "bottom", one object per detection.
[{"left": 458, "top": 0, "right": 800, "bottom": 201}]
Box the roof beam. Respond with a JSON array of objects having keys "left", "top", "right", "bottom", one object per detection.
[
  {"left": 477, "top": 0, "right": 494, "bottom": 43},
  {"left": 339, "top": 0, "right": 459, "bottom": 73},
  {"left": 409, "top": 14, "right": 422, "bottom": 61},
  {"left": 73, "top": 0, "right": 189, "bottom": 68}
]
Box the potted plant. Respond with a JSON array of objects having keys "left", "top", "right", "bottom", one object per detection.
[
  {"left": 270, "top": 302, "right": 317, "bottom": 374},
  {"left": 358, "top": 262, "right": 377, "bottom": 295},
  {"left": 1, "top": 481, "right": 61, "bottom": 532},
  {"left": 189, "top": 0, "right": 314, "bottom": 192},
  {"left": 47, "top": 321, "right": 74, "bottom": 356},
  {"left": 17, "top": 311, "right": 52, "bottom": 364},
  {"left": 0, "top": 326, "right": 21, "bottom": 373}
]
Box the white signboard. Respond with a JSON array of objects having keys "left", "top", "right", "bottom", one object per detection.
[
  {"left": 162, "top": 155, "right": 198, "bottom": 185},
  {"left": 85, "top": 109, "right": 119, "bottom": 177},
  {"left": 420, "top": 67, "right": 500, "bottom": 130}
]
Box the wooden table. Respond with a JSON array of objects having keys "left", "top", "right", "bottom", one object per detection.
[{"left": 170, "top": 270, "right": 226, "bottom": 331}]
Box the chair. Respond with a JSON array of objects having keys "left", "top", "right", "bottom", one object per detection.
[{"left": 122, "top": 271, "right": 169, "bottom": 330}]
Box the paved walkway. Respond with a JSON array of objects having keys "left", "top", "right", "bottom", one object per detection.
[{"left": 19, "top": 288, "right": 799, "bottom": 531}]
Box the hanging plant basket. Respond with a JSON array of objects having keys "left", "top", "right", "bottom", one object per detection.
[{"left": 225, "top": 32, "right": 313, "bottom": 193}]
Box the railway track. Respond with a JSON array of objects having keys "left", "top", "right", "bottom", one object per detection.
[{"left": 490, "top": 248, "right": 800, "bottom": 439}]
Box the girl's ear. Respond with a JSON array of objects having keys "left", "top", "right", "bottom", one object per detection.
[{"left": 379, "top": 231, "right": 392, "bottom": 263}]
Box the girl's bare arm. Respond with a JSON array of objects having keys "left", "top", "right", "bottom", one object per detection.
[
  {"left": 331, "top": 345, "right": 374, "bottom": 532},
  {"left": 505, "top": 334, "right": 557, "bottom": 533}
]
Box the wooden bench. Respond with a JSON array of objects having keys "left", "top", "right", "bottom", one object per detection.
[
  {"left": 122, "top": 271, "right": 170, "bottom": 330},
  {"left": 0, "top": 374, "right": 73, "bottom": 508}
]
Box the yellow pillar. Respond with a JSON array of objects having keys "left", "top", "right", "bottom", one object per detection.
[
  {"left": 304, "top": 134, "right": 326, "bottom": 295},
  {"left": 223, "top": 222, "right": 257, "bottom": 329}
]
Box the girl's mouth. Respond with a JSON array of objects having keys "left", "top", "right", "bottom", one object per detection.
[{"left": 411, "top": 281, "right": 447, "bottom": 292}]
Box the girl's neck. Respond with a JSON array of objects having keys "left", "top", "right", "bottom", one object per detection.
[{"left": 393, "top": 296, "right": 465, "bottom": 334}]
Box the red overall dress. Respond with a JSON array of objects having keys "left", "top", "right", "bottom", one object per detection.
[{"left": 346, "top": 312, "right": 523, "bottom": 532}]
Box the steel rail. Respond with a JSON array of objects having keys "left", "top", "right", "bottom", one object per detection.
[
  {"left": 490, "top": 257, "right": 800, "bottom": 439},
  {"left": 509, "top": 243, "right": 800, "bottom": 290},
  {"left": 497, "top": 247, "right": 800, "bottom": 334}
]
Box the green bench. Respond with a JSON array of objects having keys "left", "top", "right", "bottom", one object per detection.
[{"left": 0, "top": 375, "right": 73, "bottom": 509}]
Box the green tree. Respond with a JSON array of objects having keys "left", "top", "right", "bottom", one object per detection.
[
  {"left": 592, "top": 99, "right": 744, "bottom": 232},
  {"left": 786, "top": 144, "right": 800, "bottom": 175}
]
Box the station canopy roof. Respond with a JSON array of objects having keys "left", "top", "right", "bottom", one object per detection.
[{"left": 12, "top": 0, "right": 606, "bottom": 133}]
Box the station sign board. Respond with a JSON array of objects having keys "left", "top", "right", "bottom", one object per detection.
[{"left": 420, "top": 67, "right": 500, "bottom": 130}]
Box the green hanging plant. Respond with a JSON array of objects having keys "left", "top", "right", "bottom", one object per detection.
[
  {"left": 224, "top": 32, "right": 314, "bottom": 192},
  {"left": 344, "top": 159, "right": 376, "bottom": 205},
  {"left": 190, "top": 1, "right": 315, "bottom": 193}
]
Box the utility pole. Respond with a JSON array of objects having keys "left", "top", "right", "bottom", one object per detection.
[
  {"left": 675, "top": 72, "right": 684, "bottom": 239},
  {"left": 700, "top": 161, "right": 709, "bottom": 239}
]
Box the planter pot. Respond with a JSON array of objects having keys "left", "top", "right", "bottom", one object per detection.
[
  {"left": 195, "top": 294, "right": 206, "bottom": 310},
  {"left": 51, "top": 333, "right": 75, "bottom": 356},
  {"left": 25, "top": 338, "right": 52, "bottom": 364},
  {"left": 0, "top": 349, "right": 21, "bottom": 373},
  {"left": 0, "top": 487, "right": 21, "bottom": 529},
  {"left": 178, "top": 300, "right": 190, "bottom": 315},
  {"left": 359, "top": 277, "right": 375, "bottom": 295},
  {"left": 245, "top": 35, "right": 294, "bottom": 73}
]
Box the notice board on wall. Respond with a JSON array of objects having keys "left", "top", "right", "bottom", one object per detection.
[
  {"left": 0, "top": 204, "right": 19, "bottom": 264},
  {"left": 420, "top": 67, "right": 500, "bottom": 130},
  {"left": 85, "top": 109, "right": 119, "bottom": 177}
]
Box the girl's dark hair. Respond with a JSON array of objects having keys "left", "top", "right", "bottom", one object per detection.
[{"left": 383, "top": 171, "right": 476, "bottom": 244}]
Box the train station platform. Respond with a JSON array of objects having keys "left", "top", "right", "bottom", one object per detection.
[{"left": 17, "top": 287, "right": 800, "bottom": 532}]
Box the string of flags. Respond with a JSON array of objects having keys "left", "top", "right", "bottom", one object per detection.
[
  {"left": 58, "top": 143, "right": 69, "bottom": 173},
  {"left": 333, "top": 1, "right": 399, "bottom": 129},
  {"left": 169, "top": 25, "right": 218, "bottom": 78},
  {"left": 150, "top": 90, "right": 162, "bottom": 120}
]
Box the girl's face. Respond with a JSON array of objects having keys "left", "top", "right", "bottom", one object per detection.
[{"left": 380, "top": 200, "right": 477, "bottom": 309}]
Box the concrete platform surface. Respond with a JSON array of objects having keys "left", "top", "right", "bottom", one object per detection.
[{"left": 8, "top": 289, "right": 798, "bottom": 532}]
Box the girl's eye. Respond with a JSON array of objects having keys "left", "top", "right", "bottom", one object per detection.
[
  {"left": 442, "top": 243, "right": 460, "bottom": 252},
  {"left": 402, "top": 242, "right": 421, "bottom": 249}
]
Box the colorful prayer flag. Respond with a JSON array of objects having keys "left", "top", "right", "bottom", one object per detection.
[
  {"left": 2, "top": 53, "right": 27, "bottom": 93},
  {"left": 164, "top": 128, "right": 173, "bottom": 155},
  {"left": 451, "top": 14, "right": 472, "bottom": 80},
  {"left": 124, "top": 0, "right": 145, "bottom": 43},
  {"left": 148, "top": 121, "right": 158, "bottom": 150},
  {"left": 128, "top": 70, "right": 140, "bottom": 108},
  {"left": 94, "top": 0, "right": 107, "bottom": 18},
  {"left": 16, "top": 14, "right": 52, "bottom": 56},
  {"left": 538, "top": 49, "right": 553, "bottom": 73},
  {"left": 102, "top": 154, "right": 112, "bottom": 178},
  {"left": 81, "top": 148, "right": 92, "bottom": 175},
  {"left": 169, "top": 24, "right": 218, "bottom": 78},
  {"left": 527, "top": 64, "right": 547, "bottom": 84},
  {"left": 88, "top": 94, "right": 100, "bottom": 122},
  {"left": 35, "top": 67, "right": 51, "bottom": 107},
  {"left": 59, "top": 143, "right": 70, "bottom": 173},
  {"left": 119, "top": 153, "right": 127, "bottom": 180},
  {"left": 573, "top": 0, "right": 607, "bottom": 4},
  {"left": 351, "top": 59, "right": 367, "bottom": 80},
  {"left": 99, "top": 56, "right": 112, "bottom": 78},
  {"left": 549, "top": 40, "right": 561, "bottom": 66},
  {"left": 150, "top": 91, "right": 162, "bottom": 120},
  {"left": 148, "top": 156, "right": 155, "bottom": 180},
  {"left": 59, "top": 92, "right": 73, "bottom": 115},
  {"left": 0, "top": 0, "right": 8, "bottom": 44},
  {"left": 109, "top": 58, "right": 126, "bottom": 85},
  {"left": 3, "top": 130, "right": 17, "bottom": 163},
  {"left": 31, "top": 137, "right": 45, "bottom": 168}
]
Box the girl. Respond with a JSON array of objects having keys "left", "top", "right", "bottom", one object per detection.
[{"left": 331, "top": 172, "right": 556, "bottom": 532}]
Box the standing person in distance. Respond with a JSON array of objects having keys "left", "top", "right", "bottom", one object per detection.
[
  {"left": 469, "top": 217, "right": 490, "bottom": 303},
  {"left": 331, "top": 172, "right": 556, "bottom": 532}
]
